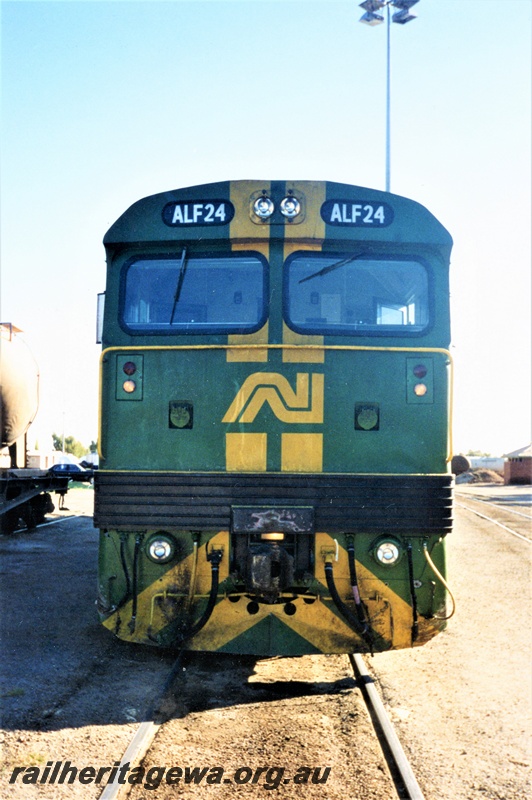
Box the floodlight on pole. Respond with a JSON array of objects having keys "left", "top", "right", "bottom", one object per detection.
[
  {"left": 358, "top": 0, "right": 419, "bottom": 192},
  {"left": 359, "top": 0, "right": 385, "bottom": 24}
]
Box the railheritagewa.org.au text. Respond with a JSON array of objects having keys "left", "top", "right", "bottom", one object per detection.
[{"left": 10, "top": 761, "right": 332, "bottom": 791}]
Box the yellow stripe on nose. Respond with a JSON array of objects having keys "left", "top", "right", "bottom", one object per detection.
[
  {"left": 281, "top": 433, "right": 323, "bottom": 472},
  {"left": 225, "top": 432, "right": 267, "bottom": 472}
]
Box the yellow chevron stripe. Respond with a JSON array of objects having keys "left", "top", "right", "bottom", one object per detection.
[
  {"left": 189, "top": 595, "right": 363, "bottom": 654},
  {"left": 103, "top": 528, "right": 442, "bottom": 652},
  {"left": 102, "top": 532, "right": 230, "bottom": 643}
]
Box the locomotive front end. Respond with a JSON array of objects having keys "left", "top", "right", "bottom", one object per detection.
[{"left": 95, "top": 180, "right": 454, "bottom": 655}]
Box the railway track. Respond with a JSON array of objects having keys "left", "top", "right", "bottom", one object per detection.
[
  {"left": 350, "top": 654, "right": 425, "bottom": 800},
  {"left": 98, "top": 651, "right": 424, "bottom": 800},
  {"left": 97, "top": 491, "right": 531, "bottom": 800},
  {"left": 98, "top": 654, "right": 186, "bottom": 800},
  {"left": 455, "top": 490, "right": 532, "bottom": 543},
  {"left": 5, "top": 489, "right": 529, "bottom": 799}
]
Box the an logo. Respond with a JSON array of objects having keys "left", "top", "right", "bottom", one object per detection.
[{"left": 222, "top": 373, "right": 324, "bottom": 424}]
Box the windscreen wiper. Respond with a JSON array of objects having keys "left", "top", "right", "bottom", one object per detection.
[
  {"left": 298, "top": 252, "right": 365, "bottom": 284},
  {"left": 170, "top": 247, "right": 188, "bottom": 324}
]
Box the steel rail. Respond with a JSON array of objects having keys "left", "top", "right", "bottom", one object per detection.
[
  {"left": 98, "top": 648, "right": 425, "bottom": 799},
  {"left": 455, "top": 502, "right": 532, "bottom": 544},
  {"left": 349, "top": 653, "right": 425, "bottom": 800},
  {"left": 98, "top": 652, "right": 186, "bottom": 800},
  {"left": 455, "top": 492, "right": 531, "bottom": 520}
]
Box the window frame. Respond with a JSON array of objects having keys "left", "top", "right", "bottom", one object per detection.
[
  {"left": 119, "top": 250, "right": 269, "bottom": 336},
  {"left": 283, "top": 251, "right": 434, "bottom": 338}
]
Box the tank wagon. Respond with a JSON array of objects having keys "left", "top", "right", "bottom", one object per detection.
[
  {"left": 0, "top": 324, "right": 68, "bottom": 533},
  {"left": 95, "top": 180, "right": 458, "bottom": 656}
]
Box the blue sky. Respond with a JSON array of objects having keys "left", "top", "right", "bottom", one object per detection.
[{"left": 1, "top": 0, "right": 531, "bottom": 456}]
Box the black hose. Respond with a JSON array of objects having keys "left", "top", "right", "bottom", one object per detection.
[
  {"left": 347, "top": 539, "right": 371, "bottom": 626},
  {"left": 324, "top": 561, "right": 372, "bottom": 649},
  {"left": 119, "top": 534, "right": 132, "bottom": 598},
  {"left": 181, "top": 549, "right": 223, "bottom": 643},
  {"left": 406, "top": 542, "right": 419, "bottom": 643},
  {"left": 347, "top": 538, "right": 374, "bottom": 654},
  {"left": 128, "top": 534, "right": 142, "bottom": 634}
]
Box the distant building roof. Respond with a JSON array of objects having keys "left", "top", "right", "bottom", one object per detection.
[{"left": 504, "top": 443, "right": 532, "bottom": 459}]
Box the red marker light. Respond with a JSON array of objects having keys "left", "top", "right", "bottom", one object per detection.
[
  {"left": 413, "top": 364, "right": 427, "bottom": 378},
  {"left": 123, "top": 361, "right": 137, "bottom": 376}
]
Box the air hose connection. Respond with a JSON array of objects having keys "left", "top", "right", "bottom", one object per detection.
[
  {"left": 324, "top": 544, "right": 373, "bottom": 653},
  {"left": 423, "top": 540, "right": 456, "bottom": 620},
  {"left": 180, "top": 548, "right": 223, "bottom": 643}
]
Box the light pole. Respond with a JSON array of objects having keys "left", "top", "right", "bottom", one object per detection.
[{"left": 359, "top": 0, "right": 419, "bottom": 192}]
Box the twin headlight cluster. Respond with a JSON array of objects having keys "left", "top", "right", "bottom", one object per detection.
[{"left": 253, "top": 195, "right": 301, "bottom": 221}]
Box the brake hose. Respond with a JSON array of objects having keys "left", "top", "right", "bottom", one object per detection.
[
  {"left": 181, "top": 549, "right": 223, "bottom": 642},
  {"left": 346, "top": 539, "right": 374, "bottom": 653},
  {"left": 423, "top": 541, "right": 456, "bottom": 620},
  {"left": 186, "top": 533, "right": 200, "bottom": 611},
  {"left": 346, "top": 538, "right": 372, "bottom": 630},
  {"left": 119, "top": 533, "right": 132, "bottom": 600},
  {"left": 324, "top": 560, "right": 373, "bottom": 651}
]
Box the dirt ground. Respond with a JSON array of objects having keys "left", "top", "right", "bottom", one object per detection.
[
  {"left": 51, "top": 483, "right": 96, "bottom": 517},
  {"left": 1, "top": 488, "right": 395, "bottom": 800},
  {"left": 456, "top": 468, "right": 504, "bottom": 485},
  {"left": 126, "top": 653, "right": 396, "bottom": 800},
  {"left": 1, "top": 484, "right": 531, "bottom": 800},
  {"left": 365, "top": 488, "right": 531, "bottom": 800}
]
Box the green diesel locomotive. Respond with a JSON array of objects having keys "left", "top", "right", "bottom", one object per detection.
[{"left": 95, "top": 180, "right": 455, "bottom": 656}]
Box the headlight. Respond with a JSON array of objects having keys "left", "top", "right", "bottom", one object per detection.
[
  {"left": 280, "top": 196, "right": 301, "bottom": 219},
  {"left": 253, "top": 196, "right": 275, "bottom": 219},
  {"left": 373, "top": 538, "right": 402, "bottom": 566},
  {"left": 146, "top": 534, "right": 175, "bottom": 564}
]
